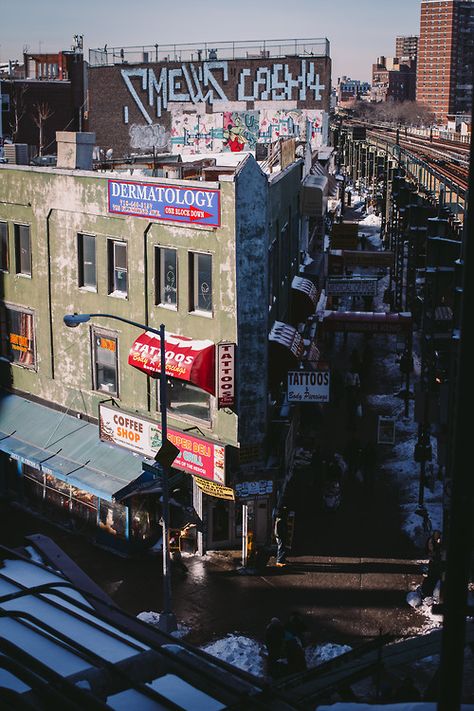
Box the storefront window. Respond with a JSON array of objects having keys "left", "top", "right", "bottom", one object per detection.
[
  {"left": 92, "top": 328, "right": 119, "bottom": 396},
  {"left": 161, "top": 377, "right": 211, "bottom": 423},
  {"left": 99, "top": 500, "right": 127, "bottom": 538},
  {"left": 0, "top": 304, "right": 36, "bottom": 369},
  {"left": 44, "top": 473, "right": 71, "bottom": 522},
  {"left": 23, "top": 466, "right": 44, "bottom": 505},
  {"left": 70, "top": 486, "right": 98, "bottom": 531}
]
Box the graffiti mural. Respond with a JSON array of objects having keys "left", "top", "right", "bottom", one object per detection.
[
  {"left": 222, "top": 111, "right": 259, "bottom": 152},
  {"left": 171, "top": 112, "right": 223, "bottom": 154},
  {"left": 89, "top": 56, "right": 331, "bottom": 156},
  {"left": 170, "top": 109, "right": 327, "bottom": 154}
]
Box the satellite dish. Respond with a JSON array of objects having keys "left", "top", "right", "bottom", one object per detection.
[{"left": 106, "top": 148, "right": 113, "bottom": 159}]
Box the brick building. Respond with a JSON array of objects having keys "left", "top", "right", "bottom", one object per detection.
[
  {"left": 416, "top": 0, "right": 474, "bottom": 123},
  {"left": 371, "top": 56, "right": 417, "bottom": 103},
  {"left": 395, "top": 35, "right": 419, "bottom": 61},
  {"left": 87, "top": 38, "right": 331, "bottom": 159}
]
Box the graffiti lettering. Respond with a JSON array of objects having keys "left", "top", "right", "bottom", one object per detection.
[
  {"left": 122, "top": 62, "right": 229, "bottom": 120},
  {"left": 122, "top": 61, "right": 325, "bottom": 121}
]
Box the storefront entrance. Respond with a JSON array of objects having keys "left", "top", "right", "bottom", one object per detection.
[{"left": 207, "top": 498, "right": 241, "bottom": 550}]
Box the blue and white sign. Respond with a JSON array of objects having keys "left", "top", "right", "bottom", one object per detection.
[{"left": 108, "top": 179, "right": 221, "bottom": 227}]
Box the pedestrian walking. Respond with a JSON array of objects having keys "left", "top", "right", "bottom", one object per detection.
[
  {"left": 360, "top": 441, "right": 377, "bottom": 494},
  {"left": 421, "top": 529, "right": 443, "bottom": 599},
  {"left": 344, "top": 368, "right": 361, "bottom": 428},
  {"left": 274, "top": 507, "right": 289, "bottom": 567},
  {"left": 344, "top": 437, "right": 362, "bottom": 482},
  {"left": 264, "top": 617, "right": 285, "bottom": 665},
  {"left": 283, "top": 631, "right": 307, "bottom": 674},
  {"left": 286, "top": 611, "right": 308, "bottom": 647}
]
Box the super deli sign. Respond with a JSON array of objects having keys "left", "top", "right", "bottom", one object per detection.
[
  {"left": 108, "top": 179, "right": 220, "bottom": 227},
  {"left": 99, "top": 403, "right": 225, "bottom": 483},
  {"left": 217, "top": 342, "right": 235, "bottom": 409}
]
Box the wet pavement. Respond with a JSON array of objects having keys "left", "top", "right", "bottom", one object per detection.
[{"left": 0, "top": 212, "right": 432, "bottom": 654}]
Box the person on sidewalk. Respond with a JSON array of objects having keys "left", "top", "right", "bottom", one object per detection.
[
  {"left": 421, "top": 529, "right": 443, "bottom": 599},
  {"left": 264, "top": 617, "right": 285, "bottom": 668},
  {"left": 360, "top": 441, "right": 377, "bottom": 495},
  {"left": 274, "top": 507, "right": 289, "bottom": 567}
]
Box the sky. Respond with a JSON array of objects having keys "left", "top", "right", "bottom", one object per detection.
[{"left": 0, "top": 0, "right": 420, "bottom": 84}]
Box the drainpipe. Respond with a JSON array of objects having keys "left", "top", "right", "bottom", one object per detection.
[
  {"left": 46, "top": 210, "right": 55, "bottom": 378},
  {"left": 144, "top": 223, "right": 153, "bottom": 411}
]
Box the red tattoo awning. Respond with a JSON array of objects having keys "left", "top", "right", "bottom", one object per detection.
[{"left": 128, "top": 332, "right": 215, "bottom": 395}]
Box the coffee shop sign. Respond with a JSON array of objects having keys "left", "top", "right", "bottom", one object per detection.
[{"left": 121, "top": 60, "right": 326, "bottom": 121}]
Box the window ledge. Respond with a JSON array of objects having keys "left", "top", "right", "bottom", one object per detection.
[
  {"left": 189, "top": 309, "right": 213, "bottom": 318},
  {"left": 79, "top": 285, "right": 98, "bottom": 293},
  {"left": 15, "top": 273, "right": 32, "bottom": 279},
  {"left": 108, "top": 291, "right": 128, "bottom": 299},
  {"left": 157, "top": 303, "right": 178, "bottom": 311}
]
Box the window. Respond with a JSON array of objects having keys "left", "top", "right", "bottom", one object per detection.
[
  {"left": 108, "top": 240, "right": 128, "bottom": 296},
  {"left": 0, "top": 222, "right": 8, "bottom": 272},
  {"left": 189, "top": 252, "right": 212, "bottom": 314},
  {"left": 159, "top": 377, "right": 211, "bottom": 424},
  {"left": 14, "top": 224, "right": 31, "bottom": 276},
  {"left": 155, "top": 246, "right": 177, "bottom": 307},
  {"left": 92, "top": 328, "right": 119, "bottom": 395},
  {"left": 78, "top": 233, "right": 97, "bottom": 289},
  {"left": 0, "top": 304, "right": 36, "bottom": 368}
]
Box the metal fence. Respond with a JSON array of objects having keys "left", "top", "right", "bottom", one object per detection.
[{"left": 89, "top": 38, "right": 330, "bottom": 66}]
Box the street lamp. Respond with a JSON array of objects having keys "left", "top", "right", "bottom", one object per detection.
[{"left": 64, "top": 312, "right": 177, "bottom": 633}]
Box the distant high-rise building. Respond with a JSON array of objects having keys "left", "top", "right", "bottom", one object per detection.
[
  {"left": 395, "top": 35, "right": 419, "bottom": 61},
  {"left": 371, "top": 56, "right": 417, "bottom": 103},
  {"left": 416, "top": 0, "right": 474, "bottom": 123}
]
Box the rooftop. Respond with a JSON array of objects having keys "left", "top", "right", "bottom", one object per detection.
[{"left": 88, "top": 38, "right": 330, "bottom": 67}]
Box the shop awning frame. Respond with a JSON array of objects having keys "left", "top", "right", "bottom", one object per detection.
[{"left": 0, "top": 394, "right": 145, "bottom": 501}]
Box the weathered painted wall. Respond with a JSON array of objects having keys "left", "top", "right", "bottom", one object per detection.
[
  {"left": 88, "top": 56, "right": 331, "bottom": 156},
  {"left": 0, "top": 165, "right": 242, "bottom": 449},
  {"left": 170, "top": 108, "right": 326, "bottom": 155}
]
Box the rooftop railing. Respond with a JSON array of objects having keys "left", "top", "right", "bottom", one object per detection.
[{"left": 89, "top": 38, "right": 330, "bottom": 67}]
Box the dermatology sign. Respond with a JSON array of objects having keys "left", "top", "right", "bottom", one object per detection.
[
  {"left": 99, "top": 403, "right": 225, "bottom": 483},
  {"left": 288, "top": 370, "right": 330, "bottom": 403},
  {"left": 108, "top": 179, "right": 221, "bottom": 227}
]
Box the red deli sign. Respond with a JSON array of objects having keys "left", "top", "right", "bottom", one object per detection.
[
  {"left": 128, "top": 332, "right": 215, "bottom": 395},
  {"left": 217, "top": 342, "right": 236, "bottom": 409},
  {"left": 99, "top": 403, "right": 225, "bottom": 483}
]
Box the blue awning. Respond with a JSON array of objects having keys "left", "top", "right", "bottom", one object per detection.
[{"left": 0, "top": 394, "right": 146, "bottom": 501}]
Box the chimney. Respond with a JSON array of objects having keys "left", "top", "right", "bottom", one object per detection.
[{"left": 56, "top": 131, "right": 96, "bottom": 170}]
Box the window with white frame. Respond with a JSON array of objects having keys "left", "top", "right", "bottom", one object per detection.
[
  {"left": 108, "top": 240, "right": 128, "bottom": 296},
  {"left": 0, "top": 304, "right": 36, "bottom": 369},
  {"left": 91, "top": 328, "right": 119, "bottom": 395},
  {"left": 155, "top": 246, "right": 177, "bottom": 307},
  {"left": 14, "top": 224, "right": 31, "bottom": 276},
  {"left": 158, "top": 377, "right": 211, "bottom": 424},
  {"left": 189, "top": 252, "right": 212, "bottom": 314},
  {"left": 78, "top": 233, "right": 97, "bottom": 290}
]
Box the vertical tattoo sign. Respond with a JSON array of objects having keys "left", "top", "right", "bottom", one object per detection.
[{"left": 217, "top": 342, "right": 236, "bottom": 409}]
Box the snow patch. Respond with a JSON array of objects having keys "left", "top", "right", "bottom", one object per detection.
[
  {"left": 136, "top": 611, "right": 191, "bottom": 639},
  {"left": 305, "top": 642, "right": 352, "bottom": 668},
  {"left": 200, "top": 634, "right": 265, "bottom": 678}
]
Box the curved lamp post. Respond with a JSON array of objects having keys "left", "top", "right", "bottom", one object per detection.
[{"left": 64, "top": 312, "right": 176, "bottom": 633}]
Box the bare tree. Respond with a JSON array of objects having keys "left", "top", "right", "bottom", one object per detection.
[
  {"left": 32, "top": 102, "right": 54, "bottom": 156},
  {"left": 9, "top": 84, "right": 28, "bottom": 142}
]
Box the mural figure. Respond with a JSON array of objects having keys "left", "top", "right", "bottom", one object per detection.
[{"left": 222, "top": 111, "right": 259, "bottom": 152}]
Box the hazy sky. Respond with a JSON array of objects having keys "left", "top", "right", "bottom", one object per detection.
[{"left": 1, "top": 0, "right": 420, "bottom": 83}]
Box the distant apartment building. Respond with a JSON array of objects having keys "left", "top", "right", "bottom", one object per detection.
[
  {"left": 371, "top": 56, "right": 416, "bottom": 103},
  {"left": 395, "top": 35, "right": 419, "bottom": 61},
  {"left": 416, "top": 0, "right": 474, "bottom": 123},
  {"left": 336, "top": 76, "right": 371, "bottom": 105}
]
